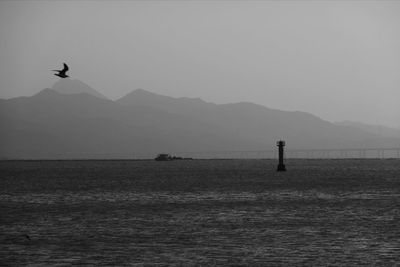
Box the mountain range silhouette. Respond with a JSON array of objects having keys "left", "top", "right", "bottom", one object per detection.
[{"left": 0, "top": 79, "right": 398, "bottom": 159}]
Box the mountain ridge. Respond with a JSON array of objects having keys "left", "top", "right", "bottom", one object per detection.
[
  {"left": 1, "top": 85, "right": 398, "bottom": 159},
  {"left": 335, "top": 121, "right": 400, "bottom": 138}
]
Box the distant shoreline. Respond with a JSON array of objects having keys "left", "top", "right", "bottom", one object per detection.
[{"left": 1, "top": 158, "right": 399, "bottom": 162}]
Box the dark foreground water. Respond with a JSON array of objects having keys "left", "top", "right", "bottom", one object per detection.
[{"left": 1, "top": 159, "right": 399, "bottom": 266}]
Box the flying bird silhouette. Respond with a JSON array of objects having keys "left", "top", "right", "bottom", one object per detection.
[{"left": 53, "top": 63, "right": 69, "bottom": 78}]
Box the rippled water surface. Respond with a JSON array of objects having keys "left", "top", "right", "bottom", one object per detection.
[{"left": 1, "top": 159, "right": 400, "bottom": 266}]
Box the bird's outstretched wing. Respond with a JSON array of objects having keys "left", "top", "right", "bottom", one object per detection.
[{"left": 62, "top": 63, "right": 69, "bottom": 72}]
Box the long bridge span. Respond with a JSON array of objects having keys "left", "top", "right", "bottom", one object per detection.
[
  {"left": 172, "top": 147, "right": 400, "bottom": 160},
  {"left": 8, "top": 147, "right": 400, "bottom": 160}
]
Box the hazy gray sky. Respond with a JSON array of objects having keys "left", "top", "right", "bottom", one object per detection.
[{"left": 0, "top": 0, "right": 399, "bottom": 127}]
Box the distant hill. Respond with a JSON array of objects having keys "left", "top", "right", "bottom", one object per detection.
[
  {"left": 1, "top": 86, "right": 399, "bottom": 159},
  {"left": 116, "top": 88, "right": 214, "bottom": 113},
  {"left": 0, "top": 89, "right": 261, "bottom": 158},
  {"left": 117, "top": 89, "right": 392, "bottom": 149},
  {"left": 52, "top": 78, "right": 109, "bottom": 100},
  {"left": 335, "top": 121, "right": 400, "bottom": 139}
]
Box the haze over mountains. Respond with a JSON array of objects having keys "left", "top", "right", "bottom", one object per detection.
[
  {"left": 52, "top": 79, "right": 109, "bottom": 100},
  {"left": 1, "top": 79, "right": 399, "bottom": 159},
  {"left": 335, "top": 121, "right": 400, "bottom": 139}
]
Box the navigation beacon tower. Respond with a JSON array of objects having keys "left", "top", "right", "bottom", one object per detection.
[{"left": 277, "top": 140, "right": 286, "bottom": 172}]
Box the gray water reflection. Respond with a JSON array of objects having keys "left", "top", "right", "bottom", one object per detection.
[
  {"left": 1, "top": 159, "right": 400, "bottom": 265},
  {"left": 2, "top": 190, "right": 399, "bottom": 204}
]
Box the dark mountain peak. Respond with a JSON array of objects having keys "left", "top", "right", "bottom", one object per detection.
[
  {"left": 117, "top": 88, "right": 212, "bottom": 108},
  {"left": 121, "top": 88, "right": 170, "bottom": 99},
  {"left": 117, "top": 89, "right": 175, "bottom": 111},
  {"left": 28, "top": 87, "right": 114, "bottom": 110},
  {"left": 51, "top": 78, "right": 109, "bottom": 100}
]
